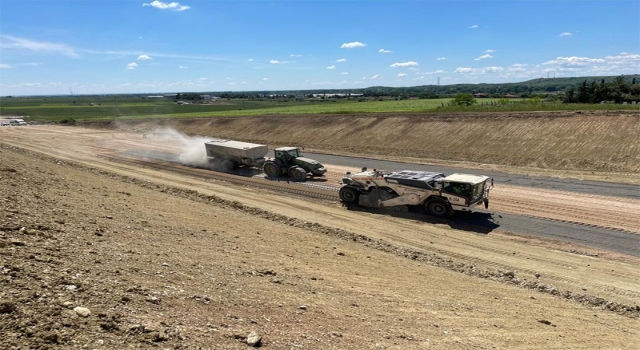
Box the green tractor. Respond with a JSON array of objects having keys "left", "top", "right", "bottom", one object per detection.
[{"left": 263, "top": 147, "right": 327, "bottom": 182}]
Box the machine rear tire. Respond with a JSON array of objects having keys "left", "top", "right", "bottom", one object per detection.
[
  {"left": 289, "top": 167, "right": 307, "bottom": 182},
  {"left": 339, "top": 186, "right": 360, "bottom": 204},
  {"left": 426, "top": 199, "right": 452, "bottom": 218},
  {"left": 263, "top": 162, "right": 282, "bottom": 177}
]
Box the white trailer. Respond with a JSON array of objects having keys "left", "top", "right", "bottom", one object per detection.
[{"left": 204, "top": 139, "right": 269, "bottom": 171}]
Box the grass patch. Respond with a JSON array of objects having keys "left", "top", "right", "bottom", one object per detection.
[{"left": 1, "top": 95, "right": 637, "bottom": 123}]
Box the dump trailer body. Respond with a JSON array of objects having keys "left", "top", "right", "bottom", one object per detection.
[{"left": 204, "top": 139, "right": 269, "bottom": 168}]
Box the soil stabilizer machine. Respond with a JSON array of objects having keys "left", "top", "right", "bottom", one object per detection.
[{"left": 339, "top": 169, "right": 491, "bottom": 217}]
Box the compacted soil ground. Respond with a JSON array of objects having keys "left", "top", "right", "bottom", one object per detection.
[{"left": 1, "top": 111, "right": 639, "bottom": 349}]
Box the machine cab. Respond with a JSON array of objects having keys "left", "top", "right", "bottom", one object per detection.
[{"left": 437, "top": 173, "right": 490, "bottom": 205}]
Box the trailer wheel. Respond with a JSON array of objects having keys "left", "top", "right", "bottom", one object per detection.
[
  {"left": 339, "top": 186, "right": 359, "bottom": 203},
  {"left": 221, "top": 159, "right": 235, "bottom": 171},
  {"left": 426, "top": 199, "right": 452, "bottom": 218},
  {"left": 263, "top": 161, "right": 281, "bottom": 178},
  {"left": 289, "top": 167, "right": 307, "bottom": 182}
]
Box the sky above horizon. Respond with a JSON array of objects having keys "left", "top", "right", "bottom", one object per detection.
[{"left": 1, "top": 0, "right": 639, "bottom": 96}]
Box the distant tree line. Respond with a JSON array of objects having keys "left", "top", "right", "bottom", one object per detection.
[
  {"left": 188, "top": 75, "right": 640, "bottom": 104},
  {"left": 563, "top": 76, "right": 639, "bottom": 104},
  {"left": 175, "top": 93, "right": 203, "bottom": 101}
]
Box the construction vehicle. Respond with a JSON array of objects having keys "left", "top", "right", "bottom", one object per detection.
[
  {"left": 339, "top": 168, "right": 491, "bottom": 217},
  {"left": 262, "top": 146, "right": 327, "bottom": 181},
  {"left": 204, "top": 139, "right": 326, "bottom": 181}
]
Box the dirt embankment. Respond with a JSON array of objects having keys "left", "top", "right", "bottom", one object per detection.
[{"left": 87, "top": 110, "right": 640, "bottom": 174}]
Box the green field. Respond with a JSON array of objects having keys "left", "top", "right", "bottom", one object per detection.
[{"left": 1, "top": 96, "right": 637, "bottom": 122}]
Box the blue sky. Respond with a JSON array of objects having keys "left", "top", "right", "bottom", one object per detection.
[{"left": 1, "top": 0, "right": 638, "bottom": 96}]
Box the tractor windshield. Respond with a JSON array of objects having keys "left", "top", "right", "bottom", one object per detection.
[{"left": 287, "top": 149, "right": 300, "bottom": 158}]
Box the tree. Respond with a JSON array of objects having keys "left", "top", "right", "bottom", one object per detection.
[{"left": 452, "top": 93, "right": 475, "bottom": 106}]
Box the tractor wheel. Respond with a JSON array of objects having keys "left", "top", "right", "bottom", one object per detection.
[
  {"left": 339, "top": 186, "right": 360, "bottom": 204},
  {"left": 263, "top": 161, "right": 282, "bottom": 178},
  {"left": 425, "top": 199, "right": 452, "bottom": 218},
  {"left": 289, "top": 167, "right": 307, "bottom": 182}
]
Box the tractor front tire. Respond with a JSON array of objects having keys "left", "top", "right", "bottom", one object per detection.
[{"left": 289, "top": 167, "right": 307, "bottom": 182}]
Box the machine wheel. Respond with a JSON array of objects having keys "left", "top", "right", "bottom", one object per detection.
[
  {"left": 339, "top": 186, "right": 360, "bottom": 204},
  {"left": 221, "top": 159, "right": 236, "bottom": 171},
  {"left": 289, "top": 167, "right": 307, "bottom": 182},
  {"left": 425, "top": 199, "right": 452, "bottom": 218},
  {"left": 263, "top": 161, "right": 282, "bottom": 177}
]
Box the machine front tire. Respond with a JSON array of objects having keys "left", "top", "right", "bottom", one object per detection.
[
  {"left": 426, "top": 199, "right": 452, "bottom": 218},
  {"left": 263, "top": 162, "right": 282, "bottom": 178},
  {"left": 339, "top": 186, "right": 360, "bottom": 204}
]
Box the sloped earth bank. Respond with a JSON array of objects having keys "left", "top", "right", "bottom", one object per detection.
[
  {"left": 0, "top": 110, "right": 639, "bottom": 349},
  {"left": 90, "top": 110, "right": 640, "bottom": 178}
]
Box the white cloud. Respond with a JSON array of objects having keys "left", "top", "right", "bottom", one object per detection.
[
  {"left": 270, "top": 59, "right": 289, "bottom": 64},
  {"left": 326, "top": 65, "right": 335, "bottom": 69},
  {"left": 390, "top": 61, "right": 419, "bottom": 67},
  {"left": 137, "top": 54, "right": 152, "bottom": 60},
  {"left": 178, "top": 65, "right": 187, "bottom": 69},
  {"left": 379, "top": 49, "right": 392, "bottom": 53},
  {"left": 436, "top": 57, "right": 446, "bottom": 61},
  {"left": 247, "top": 58, "right": 254, "bottom": 62},
  {"left": 543, "top": 56, "right": 606, "bottom": 66},
  {"left": 454, "top": 66, "right": 504, "bottom": 74},
  {"left": 508, "top": 64, "right": 528, "bottom": 72},
  {"left": 485, "top": 66, "right": 504, "bottom": 72},
  {"left": 484, "top": 49, "right": 495, "bottom": 53},
  {"left": 142, "top": 1, "right": 190, "bottom": 11},
  {"left": 370, "top": 74, "right": 380, "bottom": 80},
  {"left": 340, "top": 41, "right": 366, "bottom": 49},
  {"left": 0, "top": 63, "right": 12, "bottom": 69},
  {"left": 341, "top": 72, "right": 349, "bottom": 75},
  {"left": 335, "top": 58, "right": 347, "bottom": 62},
  {"left": 262, "top": 77, "right": 269, "bottom": 81},
  {"left": 397, "top": 73, "right": 407, "bottom": 77},
  {"left": 559, "top": 32, "right": 573, "bottom": 37},
  {"left": 469, "top": 24, "right": 479, "bottom": 29},
  {"left": 0, "top": 35, "right": 78, "bottom": 57},
  {"left": 474, "top": 54, "right": 493, "bottom": 60},
  {"left": 454, "top": 67, "right": 473, "bottom": 73},
  {"left": 127, "top": 62, "right": 138, "bottom": 69},
  {"left": 290, "top": 54, "right": 302, "bottom": 57}
]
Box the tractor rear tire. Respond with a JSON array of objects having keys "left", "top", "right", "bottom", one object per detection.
[
  {"left": 426, "top": 199, "right": 452, "bottom": 218},
  {"left": 289, "top": 167, "right": 307, "bottom": 182},
  {"left": 339, "top": 186, "right": 360, "bottom": 204},
  {"left": 263, "top": 162, "right": 282, "bottom": 178}
]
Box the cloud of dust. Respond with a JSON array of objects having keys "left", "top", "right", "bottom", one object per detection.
[{"left": 152, "top": 127, "right": 214, "bottom": 168}]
